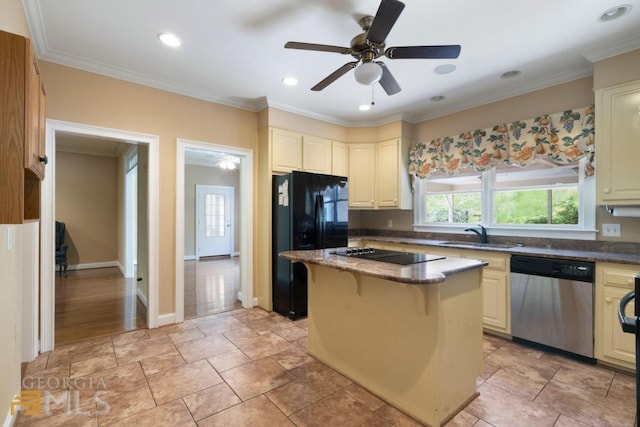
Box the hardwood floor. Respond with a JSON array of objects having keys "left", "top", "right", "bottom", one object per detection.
[
  {"left": 184, "top": 256, "right": 241, "bottom": 320},
  {"left": 55, "top": 267, "right": 146, "bottom": 346}
]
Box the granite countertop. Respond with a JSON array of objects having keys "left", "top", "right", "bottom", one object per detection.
[
  {"left": 279, "top": 248, "right": 487, "bottom": 285},
  {"left": 353, "top": 236, "right": 640, "bottom": 265}
]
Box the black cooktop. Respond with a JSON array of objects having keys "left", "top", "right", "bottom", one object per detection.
[{"left": 331, "top": 247, "right": 445, "bottom": 265}]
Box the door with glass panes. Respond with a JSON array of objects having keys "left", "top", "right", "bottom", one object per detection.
[{"left": 196, "top": 185, "right": 234, "bottom": 257}]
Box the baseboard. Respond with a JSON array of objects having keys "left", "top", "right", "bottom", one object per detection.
[
  {"left": 157, "top": 313, "right": 176, "bottom": 327},
  {"left": 4, "top": 397, "right": 19, "bottom": 427},
  {"left": 67, "top": 261, "right": 119, "bottom": 271},
  {"left": 184, "top": 255, "right": 196, "bottom": 261},
  {"left": 116, "top": 262, "right": 125, "bottom": 277},
  {"left": 231, "top": 251, "right": 240, "bottom": 257},
  {"left": 136, "top": 288, "right": 148, "bottom": 308},
  {"left": 253, "top": 297, "right": 259, "bottom": 306}
]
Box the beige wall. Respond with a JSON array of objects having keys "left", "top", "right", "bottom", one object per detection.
[
  {"left": 593, "top": 48, "right": 640, "bottom": 90},
  {"left": 55, "top": 151, "right": 119, "bottom": 265},
  {"left": 184, "top": 164, "right": 240, "bottom": 256},
  {"left": 40, "top": 61, "right": 258, "bottom": 314},
  {"left": 1, "top": 1, "right": 29, "bottom": 420}
]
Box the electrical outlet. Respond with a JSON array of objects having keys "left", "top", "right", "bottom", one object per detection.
[
  {"left": 6, "top": 228, "right": 12, "bottom": 250},
  {"left": 387, "top": 219, "right": 393, "bottom": 228},
  {"left": 602, "top": 223, "right": 621, "bottom": 237}
]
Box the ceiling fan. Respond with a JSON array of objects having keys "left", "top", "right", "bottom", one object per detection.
[{"left": 284, "top": 0, "right": 461, "bottom": 95}]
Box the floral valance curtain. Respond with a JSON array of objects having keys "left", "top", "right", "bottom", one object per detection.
[{"left": 409, "top": 105, "right": 595, "bottom": 178}]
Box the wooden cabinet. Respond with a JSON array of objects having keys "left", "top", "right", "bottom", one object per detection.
[
  {"left": 596, "top": 80, "right": 640, "bottom": 205},
  {"left": 331, "top": 141, "right": 348, "bottom": 177},
  {"left": 0, "top": 30, "right": 46, "bottom": 224},
  {"left": 348, "top": 143, "right": 376, "bottom": 208},
  {"left": 271, "top": 128, "right": 302, "bottom": 172},
  {"left": 302, "top": 135, "right": 332, "bottom": 174},
  {"left": 595, "top": 262, "right": 637, "bottom": 370},
  {"left": 25, "top": 43, "right": 46, "bottom": 181}
]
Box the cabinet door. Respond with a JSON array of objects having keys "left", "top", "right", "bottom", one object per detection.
[
  {"left": 302, "top": 135, "right": 332, "bottom": 174},
  {"left": 601, "top": 286, "right": 635, "bottom": 366},
  {"left": 331, "top": 141, "right": 348, "bottom": 177},
  {"left": 376, "top": 139, "right": 399, "bottom": 207},
  {"left": 348, "top": 143, "right": 376, "bottom": 208},
  {"left": 271, "top": 128, "right": 302, "bottom": 172},
  {"left": 481, "top": 270, "right": 509, "bottom": 332},
  {"left": 596, "top": 81, "right": 640, "bottom": 204},
  {"left": 24, "top": 43, "right": 46, "bottom": 180}
]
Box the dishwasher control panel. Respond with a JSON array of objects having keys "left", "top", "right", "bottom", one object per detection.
[{"left": 510, "top": 255, "right": 594, "bottom": 282}]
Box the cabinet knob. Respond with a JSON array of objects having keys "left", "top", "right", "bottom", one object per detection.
[
  {"left": 603, "top": 188, "right": 610, "bottom": 193},
  {"left": 605, "top": 297, "right": 612, "bottom": 304},
  {"left": 39, "top": 155, "right": 48, "bottom": 165},
  {"left": 370, "top": 200, "right": 374, "bottom": 205},
  {"left": 628, "top": 278, "right": 633, "bottom": 285}
]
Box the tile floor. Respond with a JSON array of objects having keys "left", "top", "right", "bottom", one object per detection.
[{"left": 18, "top": 308, "right": 637, "bottom": 426}]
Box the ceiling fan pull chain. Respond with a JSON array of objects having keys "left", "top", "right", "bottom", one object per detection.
[{"left": 371, "top": 84, "right": 376, "bottom": 106}]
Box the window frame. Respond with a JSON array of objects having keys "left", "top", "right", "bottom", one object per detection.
[{"left": 413, "top": 158, "right": 597, "bottom": 240}]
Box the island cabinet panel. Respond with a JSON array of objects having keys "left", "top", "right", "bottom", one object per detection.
[
  {"left": 595, "top": 263, "right": 636, "bottom": 371},
  {"left": 596, "top": 80, "right": 640, "bottom": 205},
  {"left": 306, "top": 265, "right": 483, "bottom": 426}
]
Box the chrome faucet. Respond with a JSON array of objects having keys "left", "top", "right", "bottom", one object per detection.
[{"left": 464, "top": 224, "right": 488, "bottom": 244}]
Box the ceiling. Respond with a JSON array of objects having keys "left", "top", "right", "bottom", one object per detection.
[{"left": 23, "top": 0, "right": 640, "bottom": 126}]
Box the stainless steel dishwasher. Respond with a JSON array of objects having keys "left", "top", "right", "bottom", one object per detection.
[{"left": 510, "top": 255, "right": 595, "bottom": 361}]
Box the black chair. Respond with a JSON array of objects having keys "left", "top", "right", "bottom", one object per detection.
[{"left": 55, "top": 221, "right": 68, "bottom": 276}]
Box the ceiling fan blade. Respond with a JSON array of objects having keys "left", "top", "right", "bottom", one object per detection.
[
  {"left": 285, "top": 41, "right": 351, "bottom": 54},
  {"left": 311, "top": 62, "right": 359, "bottom": 91},
  {"left": 385, "top": 45, "right": 461, "bottom": 59},
  {"left": 367, "top": 0, "right": 405, "bottom": 45},
  {"left": 376, "top": 62, "right": 401, "bottom": 95}
]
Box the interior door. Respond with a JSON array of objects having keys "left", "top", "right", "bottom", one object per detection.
[{"left": 197, "top": 185, "right": 234, "bottom": 257}]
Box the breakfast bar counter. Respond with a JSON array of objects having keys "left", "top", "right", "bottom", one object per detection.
[{"left": 280, "top": 249, "right": 487, "bottom": 426}]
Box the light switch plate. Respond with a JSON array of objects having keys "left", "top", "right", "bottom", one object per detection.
[{"left": 602, "top": 223, "right": 621, "bottom": 237}]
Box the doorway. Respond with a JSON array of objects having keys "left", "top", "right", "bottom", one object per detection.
[
  {"left": 41, "top": 120, "right": 159, "bottom": 352},
  {"left": 175, "top": 139, "right": 254, "bottom": 324}
]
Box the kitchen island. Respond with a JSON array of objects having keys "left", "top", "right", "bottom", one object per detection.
[{"left": 279, "top": 248, "right": 487, "bottom": 426}]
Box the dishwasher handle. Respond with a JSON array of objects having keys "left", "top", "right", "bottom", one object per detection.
[{"left": 618, "top": 290, "right": 637, "bottom": 334}]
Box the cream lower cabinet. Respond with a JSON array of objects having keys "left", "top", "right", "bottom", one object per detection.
[
  {"left": 358, "top": 241, "right": 510, "bottom": 333},
  {"left": 595, "top": 263, "right": 637, "bottom": 370},
  {"left": 596, "top": 80, "right": 640, "bottom": 205}
]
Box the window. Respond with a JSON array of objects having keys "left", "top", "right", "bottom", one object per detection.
[{"left": 414, "top": 159, "right": 595, "bottom": 238}]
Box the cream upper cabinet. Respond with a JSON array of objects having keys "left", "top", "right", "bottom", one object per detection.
[
  {"left": 331, "top": 141, "right": 349, "bottom": 177},
  {"left": 302, "top": 135, "right": 332, "bottom": 174},
  {"left": 376, "top": 139, "right": 400, "bottom": 207},
  {"left": 595, "top": 262, "right": 637, "bottom": 371},
  {"left": 348, "top": 143, "right": 376, "bottom": 208},
  {"left": 271, "top": 128, "right": 302, "bottom": 172},
  {"left": 596, "top": 80, "right": 640, "bottom": 205}
]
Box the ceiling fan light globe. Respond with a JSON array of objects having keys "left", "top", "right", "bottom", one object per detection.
[{"left": 354, "top": 62, "right": 383, "bottom": 85}]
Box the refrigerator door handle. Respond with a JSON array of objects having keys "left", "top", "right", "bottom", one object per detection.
[{"left": 315, "top": 194, "right": 326, "bottom": 248}]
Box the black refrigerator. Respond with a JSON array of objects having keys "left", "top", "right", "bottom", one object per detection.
[{"left": 272, "top": 171, "right": 348, "bottom": 319}]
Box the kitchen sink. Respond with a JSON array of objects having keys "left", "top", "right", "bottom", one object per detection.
[{"left": 438, "top": 241, "right": 516, "bottom": 249}]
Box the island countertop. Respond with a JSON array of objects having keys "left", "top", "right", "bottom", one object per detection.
[{"left": 279, "top": 248, "right": 487, "bottom": 285}]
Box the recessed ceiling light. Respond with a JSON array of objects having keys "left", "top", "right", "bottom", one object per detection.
[
  {"left": 282, "top": 77, "right": 298, "bottom": 86},
  {"left": 500, "top": 70, "right": 522, "bottom": 79},
  {"left": 598, "top": 4, "right": 632, "bottom": 22},
  {"left": 434, "top": 64, "right": 456, "bottom": 75},
  {"left": 157, "top": 32, "right": 181, "bottom": 47},
  {"left": 430, "top": 95, "right": 445, "bottom": 102},
  {"left": 359, "top": 104, "right": 371, "bottom": 111}
]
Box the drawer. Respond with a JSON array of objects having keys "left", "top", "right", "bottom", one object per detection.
[{"left": 602, "top": 269, "right": 636, "bottom": 289}]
